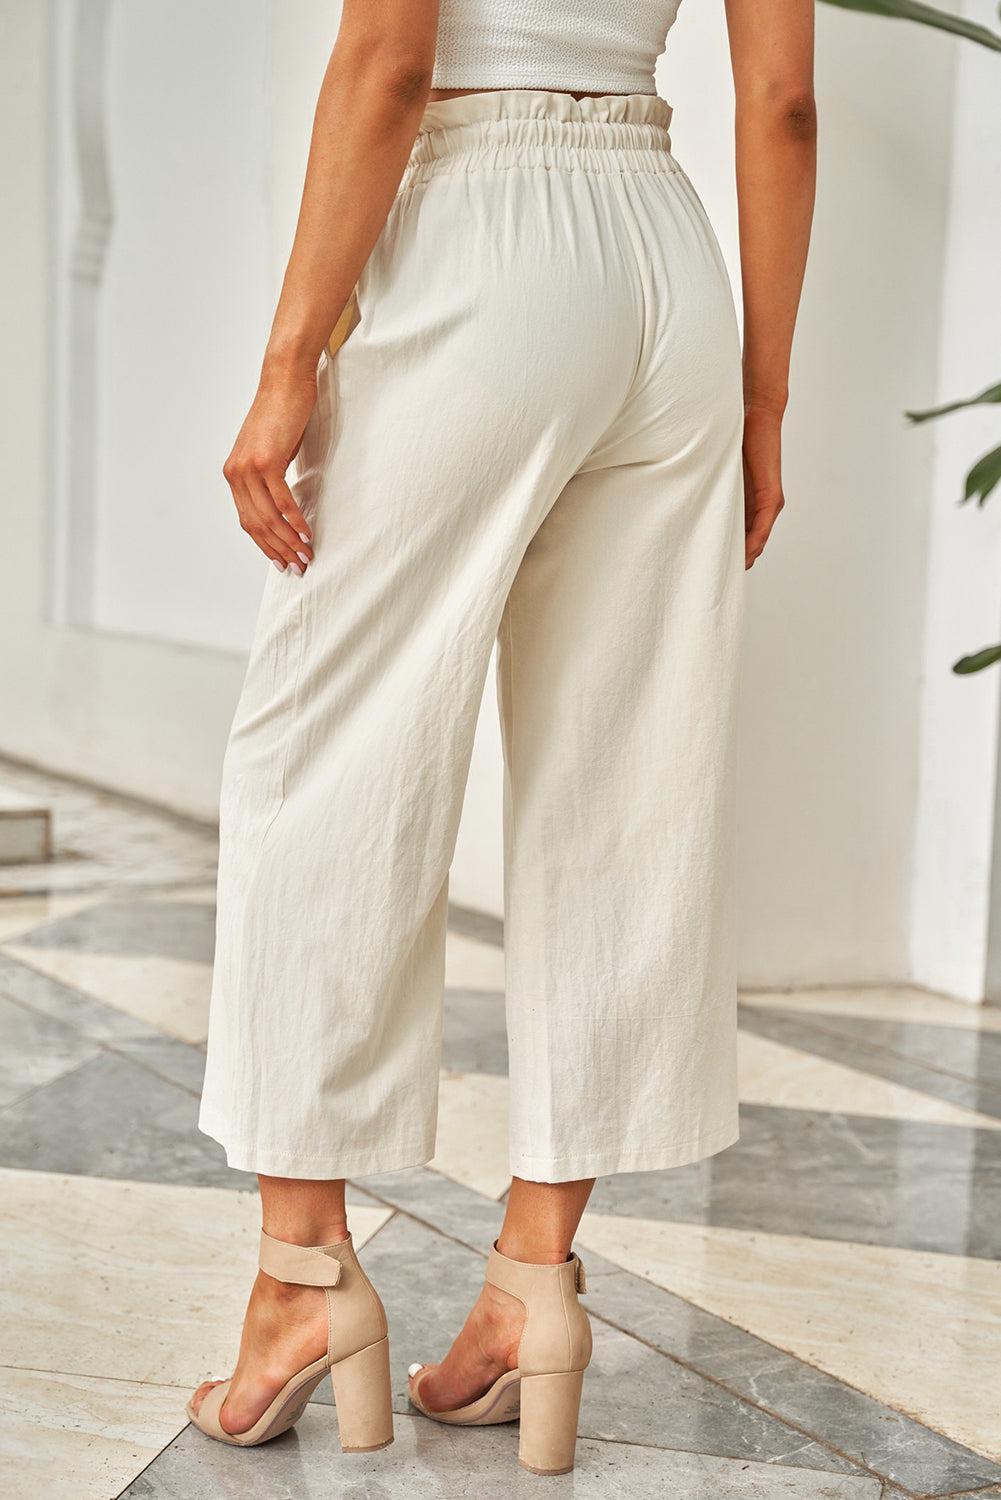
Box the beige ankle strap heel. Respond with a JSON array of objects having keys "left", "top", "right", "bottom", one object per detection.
[
  {"left": 408, "top": 1241, "right": 591, "bottom": 1476},
  {"left": 187, "top": 1231, "right": 393, "bottom": 1452}
]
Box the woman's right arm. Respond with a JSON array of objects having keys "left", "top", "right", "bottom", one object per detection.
[
  {"left": 224, "top": 1, "right": 439, "bottom": 572},
  {"left": 725, "top": 0, "right": 817, "bottom": 568}
]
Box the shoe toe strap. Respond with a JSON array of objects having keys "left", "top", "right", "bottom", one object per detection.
[
  {"left": 192, "top": 1379, "right": 232, "bottom": 1440},
  {"left": 258, "top": 1230, "right": 344, "bottom": 1287}
]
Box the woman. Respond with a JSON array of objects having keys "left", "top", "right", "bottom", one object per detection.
[{"left": 190, "top": 0, "right": 815, "bottom": 1476}]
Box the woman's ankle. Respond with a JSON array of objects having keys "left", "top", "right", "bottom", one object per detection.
[
  {"left": 497, "top": 1177, "right": 594, "bottom": 1267},
  {"left": 261, "top": 1218, "right": 350, "bottom": 1247},
  {"left": 257, "top": 1176, "right": 348, "bottom": 1250},
  {"left": 495, "top": 1233, "right": 569, "bottom": 1266}
]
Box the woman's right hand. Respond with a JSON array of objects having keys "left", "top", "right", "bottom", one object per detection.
[{"left": 223, "top": 361, "right": 318, "bottom": 574}]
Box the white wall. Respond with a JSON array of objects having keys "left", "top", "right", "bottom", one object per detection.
[
  {"left": 1, "top": 1, "right": 250, "bottom": 819},
  {"left": 0, "top": 0, "right": 345, "bottom": 820},
  {"left": 2, "top": 0, "right": 997, "bottom": 995},
  {"left": 726, "top": 3, "right": 953, "bottom": 987},
  {"left": 910, "top": 2, "right": 1001, "bottom": 1001},
  {"left": 93, "top": 0, "right": 274, "bottom": 651}
]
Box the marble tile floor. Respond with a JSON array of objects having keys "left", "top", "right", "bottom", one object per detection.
[
  {"left": 1, "top": 758, "right": 1000, "bottom": 1498},
  {"left": 0, "top": 762, "right": 218, "bottom": 898}
]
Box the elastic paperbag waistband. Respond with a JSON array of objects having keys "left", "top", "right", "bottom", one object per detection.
[{"left": 403, "top": 89, "right": 675, "bottom": 182}]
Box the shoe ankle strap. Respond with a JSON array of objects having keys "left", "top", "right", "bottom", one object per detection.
[
  {"left": 486, "top": 1241, "right": 587, "bottom": 1297},
  {"left": 258, "top": 1229, "right": 348, "bottom": 1287}
]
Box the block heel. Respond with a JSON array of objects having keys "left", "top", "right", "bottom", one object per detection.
[
  {"left": 330, "top": 1335, "right": 394, "bottom": 1452},
  {"left": 518, "top": 1369, "right": 585, "bottom": 1475}
]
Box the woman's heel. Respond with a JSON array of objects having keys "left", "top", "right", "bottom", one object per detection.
[
  {"left": 518, "top": 1368, "right": 585, "bottom": 1475},
  {"left": 329, "top": 1336, "right": 394, "bottom": 1453}
]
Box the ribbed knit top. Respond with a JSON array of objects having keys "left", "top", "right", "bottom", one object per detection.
[{"left": 431, "top": 1, "right": 684, "bottom": 96}]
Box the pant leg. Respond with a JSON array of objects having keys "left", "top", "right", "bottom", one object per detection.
[
  {"left": 499, "top": 163, "right": 746, "bottom": 1183},
  {"left": 199, "top": 141, "right": 636, "bottom": 1178}
]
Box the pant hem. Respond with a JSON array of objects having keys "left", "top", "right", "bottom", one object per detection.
[
  {"left": 198, "top": 1111, "right": 436, "bottom": 1179},
  {"left": 200, "top": 1113, "right": 739, "bottom": 1183},
  {"left": 508, "top": 1117, "right": 740, "bottom": 1183}
]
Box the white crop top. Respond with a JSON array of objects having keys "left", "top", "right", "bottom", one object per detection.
[{"left": 431, "top": 1, "right": 684, "bottom": 97}]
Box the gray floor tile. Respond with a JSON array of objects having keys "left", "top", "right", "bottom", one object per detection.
[
  {"left": 588, "top": 1266, "right": 1001, "bottom": 1498},
  {"left": 740, "top": 1005, "right": 1001, "bottom": 1118},
  {"left": 120, "top": 1409, "right": 883, "bottom": 1500},
  {"left": 586, "top": 1104, "right": 1001, "bottom": 1259},
  {"left": 447, "top": 902, "right": 503, "bottom": 947},
  {"left": 315, "top": 1210, "right": 863, "bottom": 1475},
  {"left": 351, "top": 1165, "right": 507, "bottom": 1249},
  {"left": 0, "top": 949, "right": 209, "bottom": 1096},
  {"left": 580, "top": 1320, "right": 857, "bottom": 1472},
  {"left": 116, "top": 1035, "right": 207, "bottom": 1096},
  {"left": 324, "top": 1207, "right": 491, "bottom": 1413},
  {"left": 0, "top": 1049, "right": 254, "bottom": 1189},
  {"left": 0, "top": 951, "right": 150, "bottom": 1042},
  {"left": 14, "top": 897, "right": 216, "bottom": 963},
  {"left": 0, "top": 990, "right": 101, "bottom": 1108},
  {"left": 362, "top": 1169, "right": 1001, "bottom": 1498},
  {"left": 442, "top": 987, "right": 508, "bottom": 1074}
]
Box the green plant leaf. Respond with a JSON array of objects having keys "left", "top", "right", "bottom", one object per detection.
[
  {"left": 820, "top": 0, "right": 1001, "bottom": 51},
  {"left": 962, "top": 443, "right": 1001, "bottom": 505},
  {"left": 954, "top": 644, "right": 1001, "bottom": 674},
  {"left": 907, "top": 381, "right": 1001, "bottom": 424}
]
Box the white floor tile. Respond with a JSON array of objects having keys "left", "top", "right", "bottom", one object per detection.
[
  {"left": 738, "top": 1030, "right": 1001, "bottom": 1130},
  {"left": 741, "top": 987, "right": 1001, "bottom": 1033},
  {"left": 134, "top": 885, "right": 217, "bottom": 905},
  {"left": 430, "top": 1072, "right": 510, "bottom": 1199},
  {"left": 0, "top": 1169, "right": 393, "bottom": 1388},
  {"left": 444, "top": 932, "right": 505, "bottom": 993},
  {"left": 0, "top": 1367, "right": 186, "bottom": 1500}
]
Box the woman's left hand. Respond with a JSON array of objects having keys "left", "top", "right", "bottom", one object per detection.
[
  {"left": 742, "top": 404, "right": 786, "bottom": 569},
  {"left": 222, "top": 363, "right": 318, "bottom": 572}
]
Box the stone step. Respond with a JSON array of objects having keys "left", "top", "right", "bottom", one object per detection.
[{"left": 0, "top": 786, "right": 52, "bottom": 864}]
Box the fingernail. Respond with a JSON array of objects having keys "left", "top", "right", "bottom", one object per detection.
[
  {"left": 296, "top": 551, "right": 310, "bottom": 565},
  {"left": 290, "top": 563, "right": 304, "bottom": 577},
  {"left": 298, "top": 531, "right": 311, "bottom": 544},
  {"left": 272, "top": 559, "right": 286, "bottom": 572}
]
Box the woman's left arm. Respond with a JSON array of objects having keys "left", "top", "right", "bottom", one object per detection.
[
  {"left": 725, "top": 0, "right": 816, "bottom": 568},
  {"left": 223, "top": 0, "right": 439, "bottom": 569}
]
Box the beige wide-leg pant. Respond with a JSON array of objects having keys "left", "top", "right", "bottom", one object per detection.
[{"left": 200, "top": 90, "right": 744, "bottom": 1183}]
